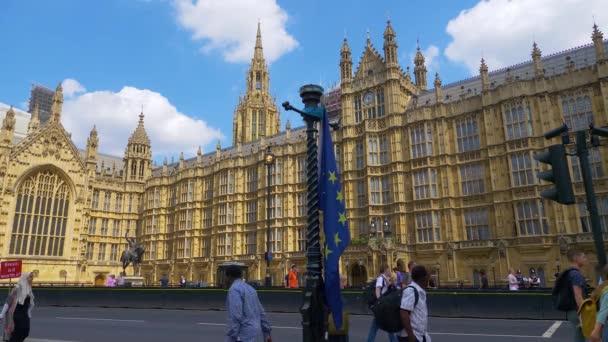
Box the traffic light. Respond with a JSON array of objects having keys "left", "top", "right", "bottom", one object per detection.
[{"left": 535, "top": 144, "right": 575, "bottom": 205}]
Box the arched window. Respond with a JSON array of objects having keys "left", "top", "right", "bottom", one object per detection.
[{"left": 10, "top": 169, "right": 70, "bottom": 256}]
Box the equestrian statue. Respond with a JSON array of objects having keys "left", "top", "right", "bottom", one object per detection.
[{"left": 121, "top": 231, "right": 145, "bottom": 276}]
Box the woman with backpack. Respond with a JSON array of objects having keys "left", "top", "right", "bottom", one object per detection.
[{"left": 588, "top": 266, "right": 608, "bottom": 342}]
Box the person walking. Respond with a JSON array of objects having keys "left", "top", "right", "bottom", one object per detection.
[
  {"left": 0, "top": 272, "right": 35, "bottom": 342},
  {"left": 367, "top": 265, "right": 397, "bottom": 342},
  {"left": 398, "top": 265, "right": 431, "bottom": 342},
  {"left": 479, "top": 271, "right": 489, "bottom": 290},
  {"left": 159, "top": 274, "right": 169, "bottom": 288},
  {"left": 180, "top": 275, "right": 186, "bottom": 288},
  {"left": 288, "top": 265, "right": 298, "bottom": 289},
  {"left": 507, "top": 269, "right": 519, "bottom": 291},
  {"left": 224, "top": 265, "right": 272, "bottom": 342},
  {"left": 589, "top": 265, "right": 608, "bottom": 342},
  {"left": 563, "top": 250, "right": 588, "bottom": 342}
]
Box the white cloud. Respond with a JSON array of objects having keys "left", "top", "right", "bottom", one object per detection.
[
  {"left": 61, "top": 80, "right": 224, "bottom": 159},
  {"left": 62, "top": 79, "right": 87, "bottom": 98},
  {"left": 174, "top": 0, "right": 298, "bottom": 63},
  {"left": 444, "top": 0, "right": 608, "bottom": 75}
]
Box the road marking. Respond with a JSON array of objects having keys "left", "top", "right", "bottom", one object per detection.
[
  {"left": 56, "top": 317, "right": 145, "bottom": 323},
  {"left": 431, "top": 332, "right": 542, "bottom": 338},
  {"left": 542, "top": 321, "right": 563, "bottom": 338},
  {"left": 29, "top": 339, "right": 79, "bottom": 342},
  {"left": 197, "top": 322, "right": 300, "bottom": 329}
]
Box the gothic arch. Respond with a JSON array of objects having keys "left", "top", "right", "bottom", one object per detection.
[{"left": 7, "top": 165, "right": 76, "bottom": 257}]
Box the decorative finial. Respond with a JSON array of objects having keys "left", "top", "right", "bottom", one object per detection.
[
  {"left": 197, "top": 145, "right": 202, "bottom": 156},
  {"left": 366, "top": 28, "right": 371, "bottom": 45}
]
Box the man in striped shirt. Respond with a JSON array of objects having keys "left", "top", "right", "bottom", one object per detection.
[{"left": 224, "top": 265, "right": 272, "bottom": 342}]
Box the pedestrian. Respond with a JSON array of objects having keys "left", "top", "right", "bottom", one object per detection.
[
  {"left": 367, "top": 265, "right": 397, "bottom": 342},
  {"left": 402, "top": 261, "right": 416, "bottom": 286},
  {"left": 507, "top": 269, "right": 519, "bottom": 291},
  {"left": 159, "top": 274, "right": 169, "bottom": 288},
  {"left": 288, "top": 265, "right": 298, "bottom": 289},
  {"left": 0, "top": 272, "right": 35, "bottom": 342},
  {"left": 117, "top": 272, "right": 125, "bottom": 287},
  {"left": 393, "top": 267, "right": 403, "bottom": 290},
  {"left": 589, "top": 265, "right": 608, "bottom": 342},
  {"left": 224, "top": 265, "right": 272, "bottom": 342},
  {"left": 106, "top": 274, "right": 116, "bottom": 287},
  {"left": 479, "top": 271, "right": 489, "bottom": 289},
  {"left": 398, "top": 265, "right": 431, "bottom": 342},
  {"left": 556, "top": 249, "right": 588, "bottom": 342},
  {"left": 180, "top": 275, "right": 186, "bottom": 288}
]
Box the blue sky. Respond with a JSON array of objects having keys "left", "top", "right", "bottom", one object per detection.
[{"left": 0, "top": 0, "right": 606, "bottom": 160}]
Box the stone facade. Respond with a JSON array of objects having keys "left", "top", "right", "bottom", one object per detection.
[{"left": 1, "top": 23, "right": 608, "bottom": 287}]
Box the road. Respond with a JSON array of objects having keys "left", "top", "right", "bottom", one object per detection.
[{"left": 27, "top": 307, "right": 573, "bottom": 342}]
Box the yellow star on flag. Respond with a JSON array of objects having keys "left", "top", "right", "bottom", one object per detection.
[
  {"left": 325, "top": 244, "right": 333, "bottom": 257},
  {"left": 334, "top": 232, "right": 342, "bottom": 246},
  {"left": 336, "top": 190, "right": 344, "bottom": 203},
  {"left": 338, "top": 212, "right": 347, "bottom": 225},
  {"left": 328, "top": 171, "right": 337, "bottom": 184}
]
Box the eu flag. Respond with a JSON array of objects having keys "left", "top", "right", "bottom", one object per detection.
[{"left": 319, "top": 108, "right": 350, "bottom": 329}]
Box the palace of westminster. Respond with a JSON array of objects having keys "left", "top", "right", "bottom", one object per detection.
[{"left": 1, "top": 21, "right": 608, "bottom": 287}]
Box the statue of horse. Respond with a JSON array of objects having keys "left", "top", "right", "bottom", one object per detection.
[{"left": 120, "top": 244, "right": 145, "bottom": 276}]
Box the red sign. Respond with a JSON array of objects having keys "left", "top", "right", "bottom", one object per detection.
[{"left": 0, "top": 260, "right": 22, "bottom": 279}]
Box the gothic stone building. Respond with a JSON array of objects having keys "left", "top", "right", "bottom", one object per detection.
[{"left": 1, "top": 22, "right": 608, "bottom": 286}]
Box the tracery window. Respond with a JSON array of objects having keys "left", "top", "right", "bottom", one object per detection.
[{"left": 10, "top": 169, "right": 70, "bottom": 256}]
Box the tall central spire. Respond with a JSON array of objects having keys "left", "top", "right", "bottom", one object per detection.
[{"left": 254, "top": 20, "right": 264, "bottom": 62}]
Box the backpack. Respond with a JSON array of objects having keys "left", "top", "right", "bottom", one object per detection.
[
  {"left": 365, "top": 276, "right": 395, "bottom": 308},
  {"left": 578, "top": 286, "right": 608, "bottom": 338},
  {"left": 552, "top": 268, "right": 578, "bottom": 311},
  {"left": 373, "top": 285, "right": 419, "bottom": 333}
]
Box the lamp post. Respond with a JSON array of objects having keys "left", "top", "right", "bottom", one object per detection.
[
  {"left": 264, "top": 146, "right": 275, "bottom": 288},
  {"left": 282, "top": 84, "right": 326, "bottom": 342},
  {"left": 370, "top": 220, "right": 377, "bottom": 239}
]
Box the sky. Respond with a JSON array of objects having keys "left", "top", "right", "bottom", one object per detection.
[{"left": 0, "top": 0, "right": 607, "bottom": 162}]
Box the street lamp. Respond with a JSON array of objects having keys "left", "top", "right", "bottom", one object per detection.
[
  {"left": 282, "top": 84, "right": 326, "bottom": 342},
  {"left": 370, "top": 220, "right": 376, "bottom": 239},
  {"left": 264, "top": 146, "right": 275, "bottom": 288},
  {"left": 383, "top": 218, "right": 391, "bottom": 239}
]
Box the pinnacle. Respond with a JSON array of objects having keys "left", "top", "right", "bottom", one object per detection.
[{"left": 128, "top": 111, "right": 150, "bottom": 146}]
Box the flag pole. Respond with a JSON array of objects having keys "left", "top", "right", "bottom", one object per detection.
[{"left": 282, "top": 84, "right": 327, "bottom": 342}]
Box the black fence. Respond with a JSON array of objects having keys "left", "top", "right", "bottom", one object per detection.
[{"left": 24, "top": 287, "right": 565, "bottom": 320}]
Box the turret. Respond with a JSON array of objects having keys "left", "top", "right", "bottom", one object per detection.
[
  {"left": 179, "top": 151, "right": 185, "bottom": 170},
  {"left": 216, "top": 140, "right": 221, "bottom": 159},
  {"left": 28, "top": 104, "right": 40, "bottom": 133},
  {"left": 86, "top": 126, "right": 99, "bottom": 173},
  {"left": 532, "top": 42, "right": 544, "bottom": 78},
  {"left": 124, "top": 111, "right": 152, "bottom": 182},
  {"left": 0, "top": 106, "right": 16, "bottom": 146},
  {"left": 414, "top": 43, "right": 428, "bottom": 90},
  {"left": 162, "top": 157, "right": 168, "bottom": 176},
  {"left": 480, "top": 58, "right": 489, "bottom": 92},
  {"left": 50, "top": 83, "right": 63, "bottom": 123},
  {"left": 434, "top": 73, "right": 442, "bottom": 103},
  {"left": 592, "top": 23, "right": 606, "bottom": 62},
  {"left": 197, "top": 146, "right": 202, "bottom": 164},
  {"left": 340, "top": 38, "right": 353, "bottom": 83},
  {"left": 383, "top": 20, "right": 398, "bottom": 66}
]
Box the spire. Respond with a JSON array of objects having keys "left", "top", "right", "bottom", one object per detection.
[
  {"left": 196, "top": 145, "right": 202, "bottom": 164},
  {"left": 592, "top": 23, "right": 606, "bottom": 61},
  {"left": 50, "top": 82, "right": 63, "bottom": 123},
  {"left": 340, "top": 37, "right": 353, "bottom": 82},
  {"left": 383, "top": 19, "right": 398, "bottom": 65},
  {"left": 86, "top": 126, "right": 98, "bottom": 172},
  {"left": 28, "top": 104, "right": 40, "bottom": 133},
  {"left": 414, "top": 43, "right": 427, "bottom": 90},
  {"left": 216, "top": 140, "right": 221, "bottom": 159},
  {"left": 254, "top": 20, "right": 264, "bottom": 62},
  {"left": 179, "top": 151, "right": 185, "bottom": 169},
  {"left": 480, "top": 58, "right": 490, "bottom": 92},
  {"left": 366, "top": 29, "right": 371, "bottom": 47},
  {"left": 434, "top": 73, "right": 442, "bottom": 103},
  {"left": 128, "top": 111, "right": 151, "bottom": 146},
  {"left": 1, "top": 106, "right": 16, "bottom": 145},
  {"left": 531, "top": 42, "right": 544, "bottom": 78},
  {"left": 162, "top": 157, "right": 168, "bottom": 176}
]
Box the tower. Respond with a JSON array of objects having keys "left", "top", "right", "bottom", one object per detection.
[
  {"left": 383, "top": 20, "right": 398, "bottom": 66},
  {"left": 233, "top": 22, "right": 281, "bottom": 145},
  {"left": 0, "top": 106, "right": 16, "bottom": 146},
  {"left": 532, "top": 42, "right": 544, "bottom": 78},
  {"left": 592, "top": 23, "right": 605, "bottom": 61},
  {"left": 124, "top": 112, "right": 152, "bottom": 182},
  {"left": 414, "top": 44, "right": 427, "bottom": 90},
  {"left": 340, "top": 38, "right": 353, "bottom": 83},
  {"left": 434, "top": 73, "right": 442, "bottom": 103}
]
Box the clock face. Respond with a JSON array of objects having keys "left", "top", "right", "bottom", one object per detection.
[{"left": 363, "top": 92, "right": 374, "bottom": 105}]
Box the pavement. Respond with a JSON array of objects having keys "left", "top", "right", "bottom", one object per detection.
[{"left": 28, "top": 307, "right": 574, "bottom": 342}]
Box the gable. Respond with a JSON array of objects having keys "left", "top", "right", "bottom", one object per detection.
[
  {"left": 10, "top": 121, "right": 87, "bottom": 171},
  {"left": 354, "top": 46, "right": 386, "bottom": 80}
]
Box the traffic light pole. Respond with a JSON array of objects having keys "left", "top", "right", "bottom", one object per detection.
[{"left": 576, "top": 130, "right": 608, "bottom": 268}]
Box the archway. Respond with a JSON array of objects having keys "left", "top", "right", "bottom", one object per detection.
[
  {"left": 396, "top": 259, "right": 405, "bottom": 272},
  {"left": 94, "top": 274, "right": 106, "bottom": 286},
  {"left": 350, "top": 264, "right": 368, "bottom": 287}
]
